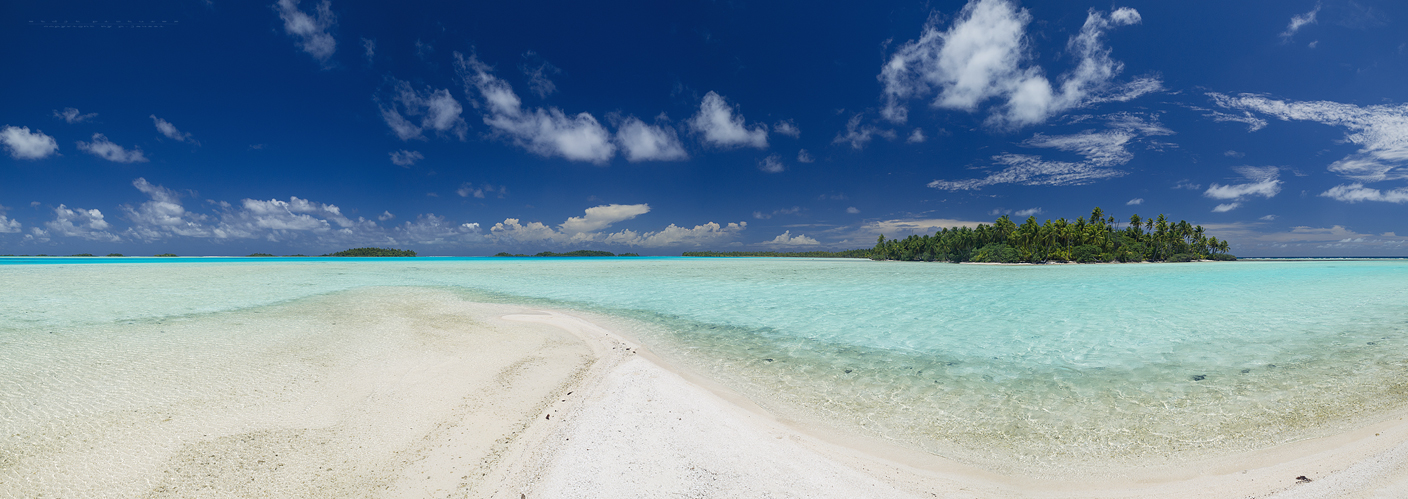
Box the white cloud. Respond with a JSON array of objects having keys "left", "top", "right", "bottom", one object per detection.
[
  {"left": 907, "top": 128, "right": 926, "bottom": 143},
  {"left": 1126, "top": 198, "right": 1144, "bottom": 205},
  {"left": 1, "top": 126, "right": 59, "bottom": 160},
  {"left": 274, "top": 0, "right": 336, "bottom": 64},
  {"left": 520, "top": 52, "right": 561, "bottom": 99},
  {"left": 53, "top": 108, "right": 97, "bottom": 124},
  {"left": 797, "top": 149, "right": 815, "bottom": 163},
  {"left": 758, "top": 154, "right": 784, "bottom": 173},
  {"left": 1280, "top": 4, "right": 1321, "bottom": 40},
  {"left": 689, "top": 91, "right": 768, "bottom": 149},
  {"left": 389, "top": 150, "right": 423, "bottom": 166},
  {"left": 0, "top": 207, "right": 20, "bottom": 233},
  {"left": 762, "top": 231, "right": 820, "bottom": 247},
  {"left": 150, "top": 115, "right": 195, "bottom": 143},
  {"left": 846, "top": 207, "right": 861, "bottom": 214},
  {"left": 878, "top": 0, "right": 1151, "bottom": 127},
  {"left": 491, "top": 204, "right": 745, "bottom": 248},
  {"left": 1260, "top": 214, "right": 1277, "bottom": 221},
  {"left": 1204, "top": 166, "right": 1281, "bottom": 212},
  {"left": 456, "top": 52, "right": 617, "bottom": 163},
  {"left": 361, "top": 37, "right": 375, "bottom": 62},
  {"left": 45, "top": 204, "right": 120, "bottom": 242},
  {"left": 456, "top": 182, "right": 507, "bottom": 199},
  {"left": 753, "top": 206, "right": 802, "bottom": 219},
  {"left": 1319, "top": 183, "right": 1408, "bottom": 203},
  {"left": 602, "top": 222, "right": 747, "bottom": 248},
  {"left": 773, "top": 120, "right": 800, "bottom": 138},
  {"left": 76, "top": 133, "right": 148, "bottom": 163},
  {"left": 835, "top": 217, "right": 985, "bottom": 242},
  {"left": 833, "top": 114, "right": 896, "bottom": 150},
  {"left": 378, "top": 210, "right": 394, "bottom": 221},
  {"left": 1014, "top": 207, "right": 1042, "bottom": 217},
  {"left": 615, "top": 116, "right": 688, "bottom": 162},
  {"left": 1210, "top": 93, "right": 1408, "bottom": 182},
  {"left": 1224, "top": 150, "right": 1246, "bottom": 158},
  {"left": 1202, "top": 109, "right": 1268, "bottom": 132},
  {"left": 122, "top": 178, "right": 211, "bottom": 240},
  {"left": 391, "top": 214, "right": 482, "bottom": 245},
  {"left": 929, "top": 112, "right": 1169, "bottom": 190},
  {"left": 560, "top": 204, "right": 650, "bottom": 234},
  {"left": 929, "top": 153, "right": 1127, "bottom": 190},
  {"left": 378, "top": 79, "right": 467, "bottom": 141}
]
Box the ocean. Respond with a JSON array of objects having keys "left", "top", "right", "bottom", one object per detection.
[{"left": 3, "top": 257, "right": 1406, "bottom": 477}]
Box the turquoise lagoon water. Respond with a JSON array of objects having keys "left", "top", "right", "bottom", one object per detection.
[{"left": 3, "top": 257, "right": 1407, "bottom": 472}]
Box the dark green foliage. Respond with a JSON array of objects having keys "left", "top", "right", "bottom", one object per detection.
[
  {"left": 682, "top": 249, "right": 872, "bottom": 258},
  {"left": 287, "top": 254, "right": 309, "bottom": 257},
  {"left": 106, "top": 253, "right": 124, "bottom": 257},
  {"left": 870, "top": 208, "right": 1235, "bottom": 264},
  {"left": 534, "top": 250, "right": 616, "bottom": 257},
  {"left": 971, "top": 243, "right": 1020, "bottom": 263},
  {"left": 247, "top": 253, "right": 275, "bottom": 257},
  {"left": 323, "top": 247, "right": 416, "bottom": 257},
  {"left": 154, "top": 253, "right": 178, "bottom": 257},
  {"left": 496, "top": 250, "right": 637, "bottom": 257},
  {"left": 69, "top": 253, "right": 95, "bottom": 257}
]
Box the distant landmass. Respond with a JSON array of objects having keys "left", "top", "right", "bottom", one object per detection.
[
  {"left": 682, "top": 250, "right": 872, "bottom": 258},
  {"left": 495, "top": 250, "right": 640, "bottom": 257},
  {"left": 323, "top": 247, "right": 417, "bottom": 257},
  {"left": 871, "top": 207, "right": 1235, "bottom": 263}
]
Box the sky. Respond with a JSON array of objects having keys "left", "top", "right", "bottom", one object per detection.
[{"left": 2, "top": 0, "right": 1406, "bottom": 256}]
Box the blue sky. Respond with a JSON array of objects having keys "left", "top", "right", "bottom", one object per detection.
[{"left": 2, "top": 0, "right": 1406, "bottom": 256}]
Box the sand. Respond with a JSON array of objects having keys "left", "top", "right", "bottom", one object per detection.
[{"left": 7, "top": 289, "right": 1408, "bottom": 498}]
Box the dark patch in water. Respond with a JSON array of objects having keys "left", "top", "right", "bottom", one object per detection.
[
  {"left": 1191, "top": 374, "right": 1207, "bottom": 381},
  {"left": 1241, "top": 369, "right": 1251, "bottom": 374},
  {"left": 844, "top": 369, "right": 853, "bottom": 374}
]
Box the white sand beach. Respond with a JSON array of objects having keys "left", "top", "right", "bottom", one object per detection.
[{"left": 6, "top": 288, "right": 1408, "bottom": 498}]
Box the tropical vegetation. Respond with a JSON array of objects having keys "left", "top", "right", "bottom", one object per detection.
[
  {"left": 870, "top": 207, "right": 1234, "bottom": 263},
  {"left": 495, "top": 250, "right": 640, "bottom": 257},
  {"left": 682, "top": 250, "right": 872, "bottom": 258},
  {"left": 323, "top": 247, "right": 417, "bottom": 257}
]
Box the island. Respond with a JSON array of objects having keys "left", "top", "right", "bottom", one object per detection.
[
  {"left": 871, "top": 207, "right": 1234, "bottom": 263},
  {"left": 322, "top": 247, "right": 417, "bottom": 257},
  {"left": 495, "top": 250, "right": 640, "bottom": 257}
]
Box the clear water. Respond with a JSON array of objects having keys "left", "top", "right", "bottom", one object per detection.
[{"left": 3, "top": 257, "right": 1407, "bottom": 473}]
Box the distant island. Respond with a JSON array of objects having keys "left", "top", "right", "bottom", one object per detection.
[
  {"left": 323, "top": 247, "right": 417, "bottom": 257},
  {"left": 495, "top": 250, "right": 640, "bottom": 257},
  {"left": 682, "top": 250, "right": 872, "bottom": 258},
  {"left": 871, "top": 207, "right": 1234, "bottom": 263}
]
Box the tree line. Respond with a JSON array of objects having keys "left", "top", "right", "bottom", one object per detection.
[{"left": 870, "top": 207, "right": 1234, "bottom": 263}]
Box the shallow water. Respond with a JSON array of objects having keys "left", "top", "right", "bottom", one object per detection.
[{"left": 3, "top": 257, "right": 1407, "bottom": 473}]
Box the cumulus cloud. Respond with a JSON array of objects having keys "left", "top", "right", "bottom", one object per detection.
[
  {"left": 76, "top": 133, "right": 147, "bottom": 163},
  {"left": 1, "top": 126, "right": 59, "bottom": 160},
  {"left": 53, "top": 108, "right": 97, "bottom": 124},
  {"left": 122, "top": 178, "right": 211, "bottom": 240},
  {"left": 797, "top": 149, "right": 815, "bottom": 163},
  {"left": 1204, "top": 166, "right": 1281, "bottom": 211},
  {"left": 907, "top": 128, "right": 926, "bottom": 143},
  {"left": 833, "top": 114, "right": 896, "bottom": 150},
  {"left": 846, "top": 207, "right": 861, "bottom": 214},
  {"left": 758, "top": 154, "right": 785, "bottom": 173},
  {"left": 879, "top": 0, "right": 1153, "bottom": 127},
  {"left": 1210, "top": 93, "right": 1408, "bottom": 182},
  {"left": 378, "top": 78, "right": 467, "bottom": 141},
  {"left": 274, "top": 0, "right": 336, "bottom": 64},
  {"left": 615, "top": 116, "right": 688, "bottom": 162},
  {"left": 1320, "top": 183, "right": 1408, "bottom": 203},
  {"left": 456, "top": 52, "right": 616, "bottom": 163},
  {"left": 389, "top": 150, "right": 423, "bottom": 166},
  {"left": 762, "top": 231, "right": 820, "bottom": 247},
  {"left": 361, "top": 37, "right": 375, "bottom": 62},
  {"left": 689, "top": 91, "right": 768, "bottom": 149},
  {"left": 1280, "top": 4, "right": 1320, "bottom": 40},
  {"left": 0, "top": 206, "right": 20, "bottom": 233},
  {"left": 1127, "top": 198, "right": 1144, "bottom": 205},
  {"left": 1014, "top": 207, "right": 1043, "bottom": 217},
  {"left": 560, "top": 204, "right": 650, "bottom": 234},
  {"left": 378, "top": 210, "right": 394, "bottom": 221},
  {"left": 773, "top": 120, "right": 800, "bottom": 138},
  {"left": 929, "top": 112, "right": 1168, "bottom": 190},
  {"left": 491, "top": 204, "right": 746, "bottom": 248},
  {"left": 150, "top": 115, "right": 196, "bottom": 143},
  {"left": 44, "top": 204, "right": 120, "bottom": 242}
]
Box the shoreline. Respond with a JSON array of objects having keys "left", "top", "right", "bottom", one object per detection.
[{"left": 502, "top": 307, "right": 1408, "bottom": 498}]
